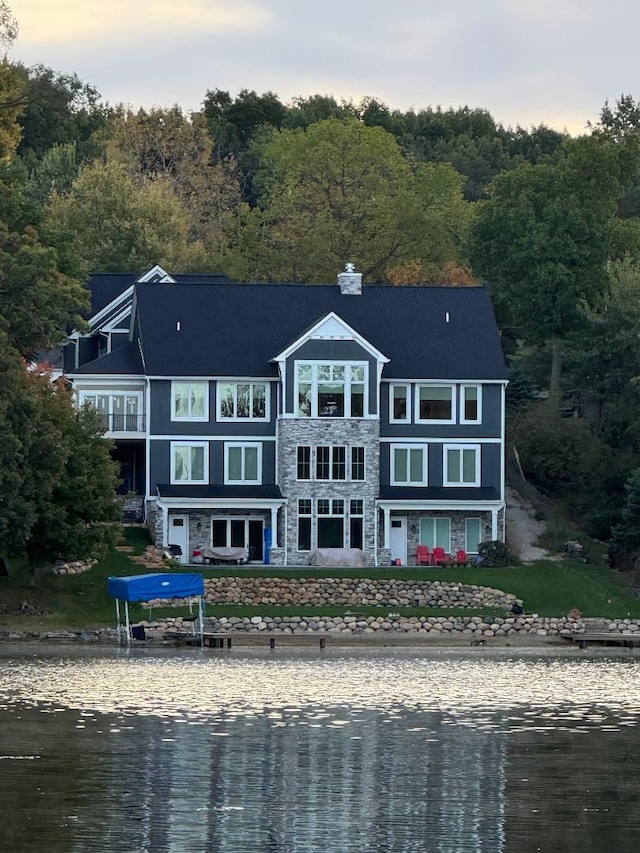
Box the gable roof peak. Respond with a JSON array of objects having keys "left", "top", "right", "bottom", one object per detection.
[{"left": 136, "top": 264, "right": 176, "bottom": 284}]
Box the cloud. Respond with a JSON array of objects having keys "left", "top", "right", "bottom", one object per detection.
[{"left": 11, "top": 0, "right": 271, "bottom": 45}]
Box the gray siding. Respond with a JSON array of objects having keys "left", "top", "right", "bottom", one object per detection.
[
  {"left": 148, "top": 439, "right": 276, "bottom": 491},
  {"left": 380, "top": 382, "right": 503, "bottom": 438},
  {"left": 149, "top": 379, "right": 277, "bottom": 436}
]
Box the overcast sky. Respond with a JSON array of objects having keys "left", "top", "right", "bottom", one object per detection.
[{"left": 8, "top": 1, "right": 639, "bottom": 134}]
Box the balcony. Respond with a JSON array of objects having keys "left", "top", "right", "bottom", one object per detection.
[{"left": 97, "top": 413, "right": 147, "bottom": 435}]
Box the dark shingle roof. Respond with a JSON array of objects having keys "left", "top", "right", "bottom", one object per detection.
[
  {"left": 156, "top": 484, "right": 283, "bottom": 500},
  {"left": 70, "top": 341, "right": 143, "bottom": 376},
  {"left": 379, "top": 486, "right": 500, "bottom": 501},
  {"left": 134, "top": 282, "right": 507, "bottom": 380}
]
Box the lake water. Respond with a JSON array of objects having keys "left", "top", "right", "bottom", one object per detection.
[{"left": 1, "top": 644, "right": 640, "bottom": 852}]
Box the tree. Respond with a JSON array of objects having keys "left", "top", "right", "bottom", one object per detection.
[
  {"left": 469, "top": 136, "right": 632, "bottom": 394},
  {"left": 16, "top": 64, "right": 107, "bottom": 167},
  {"left": 98, "top": 107, "right": 241, "bottom": 259},
  {"left": 226, "top": 118, "right": 470, "bottom": 283},
  {"left": 0, "top": 1, "right": 17, "bottom": 52},
  {"left": 0, "top": 59, "right": 26, "bottom": 160},
  {"left": 0, "top": 353, "right": 120, "bottom": 562},
  {"left": 43, "top": 161, "right": 208, "bottom": 274}
]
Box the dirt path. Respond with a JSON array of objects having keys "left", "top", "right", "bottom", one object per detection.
[{"left": 505, "top": 486, "right": 556, "bottom": 563}]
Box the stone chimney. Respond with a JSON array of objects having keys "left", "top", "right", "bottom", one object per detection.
[{"left": 337, "top": 262, "right": 362, "bottom": 295}]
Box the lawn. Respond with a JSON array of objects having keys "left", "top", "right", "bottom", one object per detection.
[{"left": 2, "top": 527, "right": 640, "bottom": 629}]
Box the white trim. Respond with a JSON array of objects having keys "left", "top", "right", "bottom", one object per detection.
[
  {"left": 224, "top": 442, "right": 263, "bottom": 485},
  {"left": 377, "top": 499, "right": 505, "bottom": 512},
  {"left": 389, "top": 383, "right": 411, "bottom": 424},
  {"left": 216, "top": 380, "right": 270, "bottom": 422},
  {"left": 101, "top": 304, "right": 133, "bottom": 333},
  {"left": 272, "top": 311, "right": 390, "bottom": 364},
  {"left": 381, "top": 378, "right": 508, "bottom": 385},
  {"left": 137, "top": 264, "right": 175, "bottom": 283},
  {"left": 170, "top": 380, "right": 209, "bottom": 422},
  {"left": 500, "top": 382, "right": 506, "bottom": 502},
  {"left": 147, "top": 374, "right": 276, "bottom": 381},
  {"left": 151, "top": 434, "right": 276, "bottom": 442},
  {"left": 460, "top": 384, "right": 482, "bottom": 425},
  {"left": 89, "top": 285, "right": 135, "bottom": 329},
  {"left": 391, "top": 443, "right": 428, "bottom": 486},
  {"left": 443, "top": 443, "right": 481, "bottom": 487},
  {"left": 380, "top": 436, "right": 501, "bottom": 444},
  {"left": 67, "top": 373, "right": 145, "bottom": 382},
  {"left": 415, "top": 384, "right": 457, "bottom": 425},
  {"left": 170, "top": 441, "right": 209, "bottom": 484},
  {"left": 156, "top": 496, "right": 286, "bottom": 511}
]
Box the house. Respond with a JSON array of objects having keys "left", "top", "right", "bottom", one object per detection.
[{"left": 64, "top": 264, "right": 508, "bottom": 566}]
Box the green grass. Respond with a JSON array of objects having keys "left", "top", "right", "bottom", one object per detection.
[{"left": 2, "top": 527, "right": 640, "bottom": 628}]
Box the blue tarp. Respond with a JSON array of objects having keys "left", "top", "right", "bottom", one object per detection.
[{"left": 107, "top": 573, "right": 205, "bottom": 602}]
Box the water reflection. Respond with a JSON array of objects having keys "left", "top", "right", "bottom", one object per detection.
[{"left": 0, "top": 647, "right": 639, "bottom": 852}]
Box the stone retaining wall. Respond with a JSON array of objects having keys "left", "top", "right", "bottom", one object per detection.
[{"left": 201, "top": 577, "right": 521, "bottom": 611}]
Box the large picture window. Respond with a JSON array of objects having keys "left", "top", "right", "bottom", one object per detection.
[
  {"left": 391, "top": 445, "right": 428, "bottom": 486},
  {"left": 416, "top": 386, "right": 455, "bottom": 423},
  {"left": 225, "top": 443, "right": 262, "bottom": 484},
  {"left": 171, "top": 442, "right": 208, "bottom": 483},
  {"left": 172, "top": 382, "right": 208, "bottom": 421},
  {"left": 444, "top": 444, "right": 480, "bottom": 486},
  {"left": 296, "top": 362, "right": 367, "bottom": 418},
  {"left": 218, "top": 382, "right": 267, "bottom": 420},
  {"left": 420, "top": 517, "right": 451, "bottom": 551}
]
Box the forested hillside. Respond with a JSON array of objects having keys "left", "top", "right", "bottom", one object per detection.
[{"left": 3, "top": 0, "right": 640, "bottom": 564}]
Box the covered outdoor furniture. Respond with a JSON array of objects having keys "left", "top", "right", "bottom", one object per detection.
[
  {"left": 107, "top": 572, "right": 205, "bottom": 646},
  {"left": 202, "top": 545, "right": 248, "bottom": 565},
  {"left": 416, "top": 545, "right": 432, "bottom": 566},
  {"left": 308, "top": 548, "right": 366, "bottom": 567}
]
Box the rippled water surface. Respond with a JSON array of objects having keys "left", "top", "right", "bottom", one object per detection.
[{"left": 1, "top": 645, "right": 640, "bottom": 852}]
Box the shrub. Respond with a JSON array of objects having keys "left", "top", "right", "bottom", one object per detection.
[{"left": 478, "top": 540, "right": 513, "bottom": 567}]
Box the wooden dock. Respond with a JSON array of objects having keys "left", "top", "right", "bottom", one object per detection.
[
  {"left": 562, "top": 632, "right": 640, "bottom": 649},
  {"left": 163, "top": 631, "right": 329, "bottom": 650}
]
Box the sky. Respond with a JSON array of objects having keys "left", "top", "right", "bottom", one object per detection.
[{"left": 7, "top": 0, "right": 640, "bottom": 134}]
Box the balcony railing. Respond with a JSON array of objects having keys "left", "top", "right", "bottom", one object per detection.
[{"left": 97, "top": 413, "right": 146, "bottom": 433}]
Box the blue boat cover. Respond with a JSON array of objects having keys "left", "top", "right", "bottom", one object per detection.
[{"left": 107, "top": 573, "right": 204, "bottom": 602}]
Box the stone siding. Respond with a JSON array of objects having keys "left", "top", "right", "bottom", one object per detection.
[{"left": 277, "top": 418, "right": 380, "bottom": 564}]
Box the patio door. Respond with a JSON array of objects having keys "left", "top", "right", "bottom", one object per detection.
[{"left": 389, "top": 517, "right": 407, "bottom": 566}]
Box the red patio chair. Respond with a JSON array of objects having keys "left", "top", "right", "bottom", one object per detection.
[
  {"left": 455, "top": 549, "right": 469, "bottom": 566},
  {"left": 432, "top": 546, "right": 452, "bottom": 566},
  {"left": 416, "top": 545, "right": 432, "bottom": 565}
]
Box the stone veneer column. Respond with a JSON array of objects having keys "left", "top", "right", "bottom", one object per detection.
[{"left": 277, "top": 418, "right": 380, "bottom": 565}]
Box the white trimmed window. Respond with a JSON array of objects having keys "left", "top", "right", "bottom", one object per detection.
[
  {"left": 389, "top": 384, "right": 410, "bottom": 423},
  {"left": 316, "top": 446, "right": 346, "bottom": 480},
  {"left": 317, "top": 499, "right": 345, "bottom": 548},
  {"left": 224, "top": 443, "right": 262, "bottom": 484},
  {"left": 218, "top": 382, "right": 268, "bottom": 420},
  {"left": 296, "top": 362, "right": 367, "bottom": 418},
  {"left": 420, "top": 517, "right": 451, "bottom": 551},
  {"left": 416, "top": 385, "right": 455, "bottom": 423},
  {"left": 298, "top": 499, "right": 312, "bottom": 551},
  {"left": 171, "top": 442, "right": 208, "bottom": 483},
  {"left": 465, "top": 518, "right": 482, "bottom": 553},
  {"left": 351, "top": 446, "right": 365, "bottom": 481},
  {"left": 391, "top": 445, "right": 428, "bottom": 486},
  {"left": 444, "top": 444, "right": 480, "bottom": 486},
  {"left": 349, "top": 499, "right": 364, "bottom": 550},
  {"left": 80, "top": 392, "right": 143, "bottom": 432},
  {"left": 461, "top": 385, "right": 482, "bottom": 424},
  {"left": 171, "top": 381, "right": 208, "bottom": 421}
]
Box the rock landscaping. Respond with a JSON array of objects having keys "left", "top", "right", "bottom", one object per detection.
[{"left": 200, "top": 577, "right": 521, "bottom": 610}]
